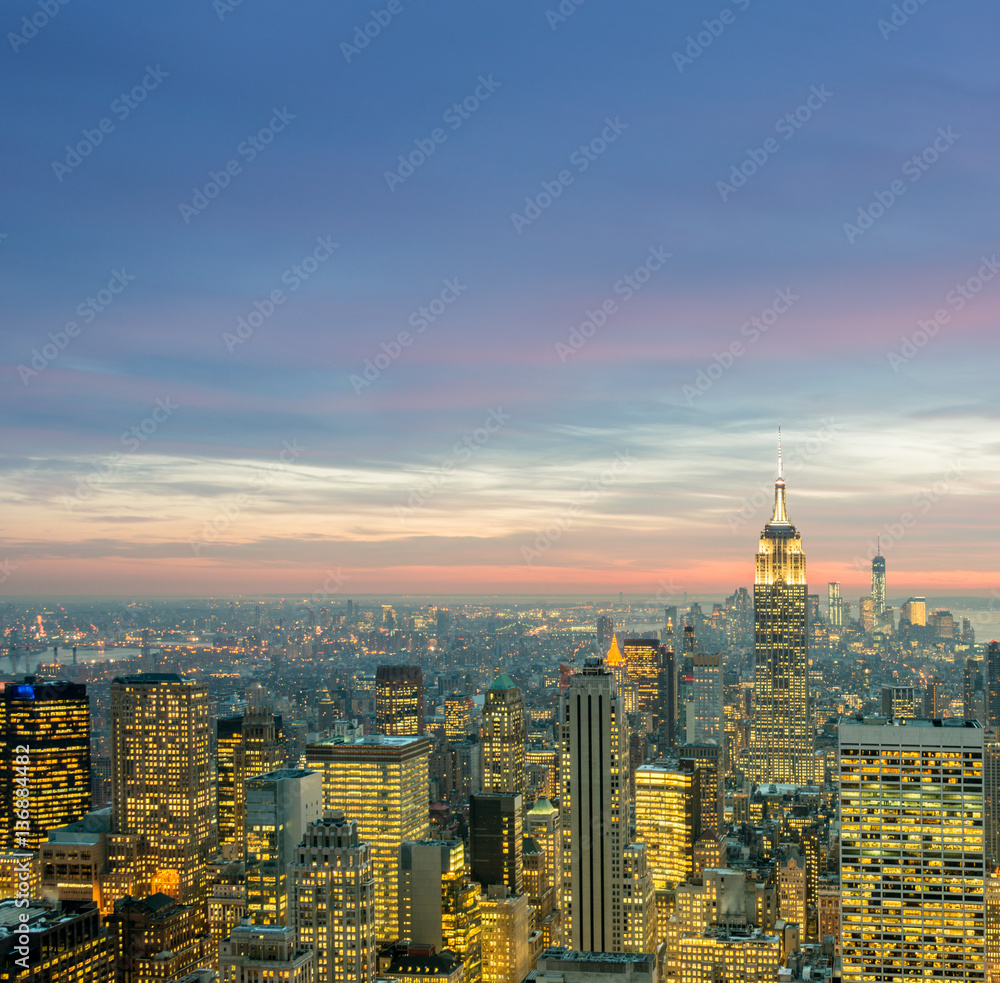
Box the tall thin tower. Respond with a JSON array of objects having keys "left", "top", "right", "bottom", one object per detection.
[
  {"left": 871, "top": 539, "right": 886, "bottom": 619},
  {"left": 482, "top": 674, "right": 527, "bottom": 795},
  {"left": 748, "top": 431, "right": 813, "bottom": 786}
]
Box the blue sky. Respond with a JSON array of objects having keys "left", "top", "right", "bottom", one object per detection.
[{"left": 2, "top": 0, "right": 999, "bottom": 597}]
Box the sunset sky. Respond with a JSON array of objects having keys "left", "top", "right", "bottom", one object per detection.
[{"left": 3, "top": 0, "right": 999, "bottom": 598}]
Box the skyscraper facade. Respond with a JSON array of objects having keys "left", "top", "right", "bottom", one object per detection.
[
  {"left": 748, "top": 451, "right": 813, "bottom": 786},
  {"left": 871, "top": 550, "right": 886, "bottom": 618},
  {"left": 375, "top": 665, "right": 425, "bottom": 736},
  {"left": 289, "top": 813, "right": 377, "bottom": 983},
  {"left": 469, "top": 793, "right": 523, "bottom": 895},
  {"left": 827, "top": 582, "right": 842, "bottom": 627},
  {"left": 988, "top": 641, "right": 1000, "bottom": 734},
  {"left": 635, "top": 764, "right": 694, "bottom": 890},
  {"left": 0, "top": 679, "right": 90, "bottom": 852},
  {"left": 596, "top": 615, "right": 615, "bottom": 654},
  {"left": 304, "top": 735, "right": 430, "bottom": 941},
  {"left": 108, "top": 674, "right": 214, "bottom": 907},
  {"left": 691, "top": 652, "right": 722, "bottom": 744},
  {"left": 561, "top": 658, "right": 650, "bottom": 952},
  {"left": 481, "top": 675, "right": 526, "bottom": 796},
  {"left": 839, "top": 717, "right": 985, "bottom": 982}
]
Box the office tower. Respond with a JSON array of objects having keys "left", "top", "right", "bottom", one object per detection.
[
  {"left": 987, "top": 740, "right": 1000, "bottom": 863},
  {"left": 304, "top": 735, "right": 430, "bottom": 941},
  {"left": 220, "top": 923, "right": 316, "bottom": 983},
  {"left": 858, "top": 596, "right": 875, "bottom": 633},
  {"left": 871, "top": 547, "right": 886, "bottom": 618},
  {"left": 444, "top": 694, "right": 473, "bottom": 742},
  {"left": 827, "top": 583, "right": 842, "bottom": 627},
  {"left": 482, "top": 675, "right": 526, "bottom": 796},
  {"left": 289, "top": 814, "right": 376, "bottom": 983},
  {"left": 108, "top": 892, "right": 214, "bottom": 983},
  {"left": 679, "top": 742, "right": 724, "bottom": 835},
  {"left": 605, "top": 638, "right": 636, "bottom": 714},
  {"left": 0, "top": 900, "right": 114, "bottom": 983},
  {"left": 245, "top": 769, "right": 322, "bottom": 925},
  {"left": 398, "top": 839, "right": 482, "bottom": 983},
  {"left": 923, "top": 676, "right": 943, "bottom": 718},
  {"left": 968, "top": 658, "right": 986, "bottom": 723},
  {"left": 748, "top": 445, "right": 813, "bottom": 786},
  {"left": 208, "top": 859, "right": 247, "bottom": 958},
  {"left": 983, "top": 641, "right": 1000, "bottom": 733},
  {"left": 988, "top": 868, "right": 1000, "bottom": 983},
  {"left": 108, "top": 674, "right": 213, "bottom": 907},
  {"left": 597, "top": 615, "right": 615, "bottom": 653},
  {"left": 0, "top": 679, "right": 90, "bottom": 851},
  {"left": 676, "top": 930, "right": 781, "bottom": 983},
  {"left": 778, "top": 853, "right": 807, "bottom": 931},
  {"left": 900, "top": 596, "right": 927, "bottom": 627},
  {"left": 839, "top": 717, "right": 985, "bottom": 983},
  {"left": 469, "top": 793, "right": 523, "bottom": 894},
  {"left": 479, "top": 886, "right": 531, "bottom": 983},
  {"left": 928, "top": 609, "right": 956, "bottom": 641},
  {"left": 635, "top": 764, "right": 694, "bottom": 889},
  {"left": 524, "top": 798, "right": 562, "bottom": 946},
  {"left": 39, "top": 807, "right": 109, "bottom": 905},
  {"left": 691, "top": 653, "right": 722, "bottom": 744},
  {"left": 375, "top": 665, "right": 425, "bottom": 736},
  {"left": 880, "top": 685, "right": 922, "bottom": 719},
  {"left": 623, "top": 638, "right": 675, "bottom": 746},
  {"left": 218, "top": 703, "right": 285, "bottom": 857},
  {"left": 560, "top": 658, "right": 635, "bottom": 952},
  {"left": 620, "top": 844, "right": 657, "bottom": 955},
  {"left": 526, "top": 746, "right": 559, "bottom": 802}
]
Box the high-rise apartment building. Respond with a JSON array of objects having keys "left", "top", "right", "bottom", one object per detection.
[
  {"left": 289, "top": 813, "right": 376, "bottom": 983},
  {"left": 839, "top": 717, "right": 986, "bottom": 983},
  {"left": 375, "top": 666, "right": 424, "bottom": 736},
  {"left": 748, "top": 448, "right": 813, "bottom": 786},
  {"left": 107, "top": 674, "right": 214, "bottom": 907},
  {"left": 827, "top": 582, "right": 842, "bottom": 627},
  {"left": 398, "top": 838, "right": 482, "bottom": 983},
  {"left": 245, "top": 769, "right": 322, "bottom": 925},
  {"left": 561, "top": 659, "right": 651, "bottom": 952},
  {"left": 482, "top": 676, "right": 526, "bottom": 796},
  {"left": 304, "top": 735, "right": 430, "bottom": 941},
  {"left": 0, "top": 679, "right": 90, "bottom": 851},
  {"left": 218, "top": 702, "right": 285, "bottom": 856},
  {"left": 470, "top": 793, "right": 523, "bottom": 895}
]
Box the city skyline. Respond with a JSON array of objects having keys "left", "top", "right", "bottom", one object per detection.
[{"left": 4, "top": 3, "right": 1000, "bottom": 597}]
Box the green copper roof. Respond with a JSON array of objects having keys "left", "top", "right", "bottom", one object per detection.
[
  {"left": 529, "top": 797, "right": 557, "bottom": 815},
  {"left": 491, "top": 673, "right": 516, "bottom": 690}
]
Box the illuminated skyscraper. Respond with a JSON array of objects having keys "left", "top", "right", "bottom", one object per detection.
[
  {"left": 482, "top": 675, "right": 526, "bottom": 796},
  {"left": 524, "top": 798, "right": 562, "bottom": 946},
  {"left": 827, "top": 582, "right": 842, "bottom": 627},
  {"left": 399, "top": 838, "right": 482, "bottom": 983},
  {"left": 561, "top": 658, "right": 650, "bottom": 952},
  {"left": 479, "top": 886, "right": 531, "bottom": 983},
  {"left": 245, "top": 769, "right": 322, "bottom": 925},
  {"left": 634, "top": 765, "right": 694, "bottom": 889},
  {"left": 0, "top": 679, "right": 90, "bottom": 852},
  {"left": 988, "top": 641, "right": 1000, "bottom": 734},
  {"left": 289, "top": 813, "right": 376, "bottom": 983},
  {"left": 691, "top": 653, "right": 722, "bottom": 744},
  {"left": 375, "top": 665, "right": 425, "bottom": 736},
  {"left": 108, "top": 674, "right": 214, "bottom": 907},
  {"left": 304, "top": 735, "right": 430, "bottom": 941},
  {"left": 444, "top": 694, "right": 473, "bottom": 742},
  {"left": 839, "top": 717, "right": 985, "bottom": 983},
  {"left": 748, "top": 440, "right": 813, "bottom": 786},
  {"left": 900, "top": 596, "right": 926, "bottom": 627},
  {"left": 871, "top": 545, "right": 886, "bottom": 618},
  {"left": 220, "top": 923, "right": 316, "bottom": 983},
  {"left": 859, "top": 596, "right": 875, "bottom": 633},
  {"left": 218, "top": 701, "right": 285, "bottom": 857}
]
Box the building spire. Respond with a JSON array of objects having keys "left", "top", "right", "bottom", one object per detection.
[{"left": 770, "top": 426, "right": 790, "bottom": 525}]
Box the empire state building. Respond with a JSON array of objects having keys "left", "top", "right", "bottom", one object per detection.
[{"left": 748, "top": 441, "right": 813, "bottom": 785}]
